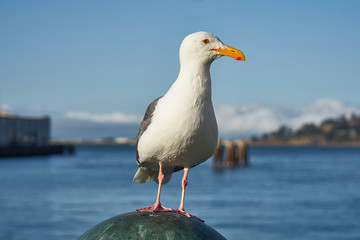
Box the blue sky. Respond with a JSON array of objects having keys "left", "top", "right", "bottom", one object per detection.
[{"left": 1, "top": 0, "right": 360, "bottom": 139}]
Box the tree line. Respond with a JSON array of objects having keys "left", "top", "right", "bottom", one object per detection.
[{"left": 251, "top": 114, "right": 360, "bottom": 145}]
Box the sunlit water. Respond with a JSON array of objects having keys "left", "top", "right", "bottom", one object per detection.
[{"left": 1, "top": 145, "right": 360, "bottom": 240}]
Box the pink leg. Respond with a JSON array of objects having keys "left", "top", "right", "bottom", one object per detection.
[
  {"left": 136, "top": 163, "right": 173, "bottom": 212},
  {"left": 178, "top": 168, "right": 189, "bottom": 213},
  {"left": 176, "top": 168, "right": 204, "bottom": 222}
]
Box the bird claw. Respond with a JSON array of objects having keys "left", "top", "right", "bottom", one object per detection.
[
  {"left": 136, "top": 203, "right": 173, "bottom": 213},
  {"left": 175, "top": 209, "right": 205, "bottom": 222}
]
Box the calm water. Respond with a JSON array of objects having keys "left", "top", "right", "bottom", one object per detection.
[{"left": 0, "top": 145, "right": 360, "bottom": 240}]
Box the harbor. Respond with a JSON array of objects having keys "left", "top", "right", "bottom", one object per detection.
[
  {"left": 1, "top": 144, "right": 359, "bottom": 239},
  {"left": 0, "top": 112, "right": 74, "bottom": 157},
  {"left": 1, "top": 1, "right": 360, "bottom": 239}
]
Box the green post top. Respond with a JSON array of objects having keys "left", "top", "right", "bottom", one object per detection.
[{"left": 78, "top": 211, "right": 226, "bottom": 240}]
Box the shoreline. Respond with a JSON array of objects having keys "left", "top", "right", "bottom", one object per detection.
[
  {"left": 53, "top": 138, "right": 360, "bottom": 148},
  {"left": 247, "top": 141, "right": 360, "bottom": 148}
]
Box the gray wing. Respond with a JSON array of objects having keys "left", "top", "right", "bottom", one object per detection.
[
  {"left": 135, "top": 96, "right": 198, "bottom": 172},
  {"left": 136, "top": 96, "right": 162, "bottom": 165}
]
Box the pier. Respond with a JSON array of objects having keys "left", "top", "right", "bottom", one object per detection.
[
  {"left": 0, "top": 144, "right": 74, "bottom": 157},
  {"left": 0, "top": 112, "right": 74, "bottom": 157},
  {"left": 212, "top": 139, "right": 249, "bottom": 170}
]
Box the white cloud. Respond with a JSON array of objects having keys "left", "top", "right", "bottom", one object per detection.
[
  {"left": 0, "top": 104, "right": 12, "bottom": 112},
  {"left": 216, "top": 98, "right": 360, "bottom": 136},
  {"left": 65, "top": 111, "right": 142, "bottom": 124},
  {"left": 216, "top": 104, "right": 286, "bottom": 134},
  {"left": 290, "top": 99, "right": 359, "bottom": 129}
]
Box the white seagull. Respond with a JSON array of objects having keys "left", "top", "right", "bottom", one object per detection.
[{"left": 134, "top": 31, "right": 245, "bottom": 219}]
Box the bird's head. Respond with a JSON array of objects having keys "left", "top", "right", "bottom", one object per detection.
[{"left": 179, "top": 31, "right": 245, "bottom": 65}]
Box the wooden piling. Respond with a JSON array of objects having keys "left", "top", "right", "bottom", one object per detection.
[
  {"left": 211, "top": 140, "right": 224, "bottom": 170},
  {"left": 212, "top": 139, "right": 249, "bottom": 170},
  {"left": 235, "top": 140, "right": 249, "bottom": 166},
  {"left": 223, "top": 140, "right": 238, "bottom": 168}
]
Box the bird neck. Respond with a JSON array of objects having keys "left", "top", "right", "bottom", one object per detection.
[{"left": 175, "top": 61, "right": 212, "bottom": 99}]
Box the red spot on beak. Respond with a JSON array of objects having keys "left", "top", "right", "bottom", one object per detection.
[{"left": 236, "top": 57, "right": 241, "bottom": 60}]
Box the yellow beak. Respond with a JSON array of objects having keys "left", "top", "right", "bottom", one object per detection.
[{"left": 210, "top": 45, "right": 246, "bottom": 61}]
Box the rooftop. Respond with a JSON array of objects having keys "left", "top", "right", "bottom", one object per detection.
[{"left": 0, "top": 111, "right": 49, "bottom": 120}]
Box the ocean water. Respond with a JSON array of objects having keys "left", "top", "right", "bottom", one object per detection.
[{"left": 0, "top": 145, "right": 359, "bottom": 240}]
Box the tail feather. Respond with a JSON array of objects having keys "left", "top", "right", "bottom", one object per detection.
[{"left": 133, "top": 166, "right": 174, "bottom": 184}]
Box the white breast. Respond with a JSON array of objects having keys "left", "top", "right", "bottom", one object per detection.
[{"left": 137, "top": 72, "right": 218, "bottom": 168}]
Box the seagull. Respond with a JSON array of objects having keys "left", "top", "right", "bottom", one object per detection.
[{"left": 134, "top": 31, "right": 245, "bottom": 218}]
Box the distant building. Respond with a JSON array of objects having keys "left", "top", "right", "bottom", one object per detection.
[{"left": 0, "top": 112, "right": 50, "bottom": 147}]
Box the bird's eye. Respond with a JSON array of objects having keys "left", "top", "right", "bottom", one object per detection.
[{"left": 202, "top": 39, "right": 210, "bottom": 44}]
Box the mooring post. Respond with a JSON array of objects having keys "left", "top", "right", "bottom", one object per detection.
[
  {"left": 212, "top": 139, "right": 224, "bottom": 170},
  {"left": 235, "top": 140, "right": 249, "bottom": 166},
  {"left": 223, "top": 140, "right": 238, "bottom": 168},
  {"left": 77, "top": 212, "right": 226, "bottom": 240}
]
